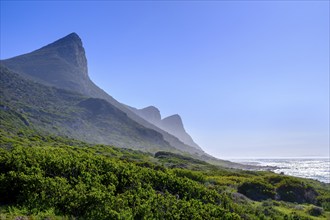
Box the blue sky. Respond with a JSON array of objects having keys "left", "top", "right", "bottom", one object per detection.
[{"left": 1, "top": 1, "right": 329, "bottom": 158}]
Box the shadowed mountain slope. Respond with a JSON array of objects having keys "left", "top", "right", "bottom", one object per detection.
[
  {"left": 1, "top": 33, "right": 204, "bottom": 155},
  {"left": 0, "top": 64, "right": 245, "bottom": 168},
  {"left": 0, "top": 65, "right": 175, "bottom": 151}
]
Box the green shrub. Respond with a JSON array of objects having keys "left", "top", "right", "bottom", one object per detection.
[
  {"left": 0, "top": 131, "right": 329, "bottom": 219},
  {"left": 0, "top": 145, "right": 240, "bottom": 219},
  {"left": 316, "top": 194, "right": 330, "bottom": 211},
  {"left": 276, "top": 179, "right": 318, "bottom": 204},
  {"left": 307, "top": 205, "right": 324, "bottom": 216},
  {"left": 237, "top": 179, "right": 275, "bottom": 201},
  {"left": 172, "top": 169, "right": 205, "bottom": 183}
]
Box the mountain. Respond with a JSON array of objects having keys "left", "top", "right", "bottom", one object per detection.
[
  {"left": 1, "top": 33, "right": 204, "bottom": 155},
  {"left": 134, "top": 106, "right": 161, "bottom": 125},
  {"left": 0, "top": 65, "right": 175, "bottom": 152},
  {"left": 1, "top": 33, "right": 92, "bottom": 94},
  {"left": 161, "top": 114, "right": 201, "bottom": 149},
  {"left": 130, "top": 106, "right": 201, "bottom": 150}
]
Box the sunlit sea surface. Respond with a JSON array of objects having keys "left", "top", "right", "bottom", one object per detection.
[{"left": 231, "top": 158, "right": 330, "bottom": 183}]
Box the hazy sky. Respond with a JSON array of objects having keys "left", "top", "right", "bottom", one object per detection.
[{"left": 1, "top": 1, "right": 329, "bottom": 158}]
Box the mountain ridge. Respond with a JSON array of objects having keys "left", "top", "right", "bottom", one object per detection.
[
  {"left": 0, "top": 65, "right": 176, "bottom": 151},
  {"left": 130, "top": 106, "right": 201, "bottom": 150},
  {"left": 1, "top": 33, "right": 205, "bottom": 155}
]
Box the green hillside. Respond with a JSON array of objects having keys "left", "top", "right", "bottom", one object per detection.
[{"left": 0, "top": 128, "right": 329, "bottom": 219}]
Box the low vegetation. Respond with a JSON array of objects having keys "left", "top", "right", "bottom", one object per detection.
[{"left": 0, "top": 128, "right": 329, "bottom": 219}]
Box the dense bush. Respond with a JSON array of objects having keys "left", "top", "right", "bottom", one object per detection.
[
  {"left": 0, "top": 132, "right": 329, "bottom": 219},
  {"left": 237, "top": 179, "right": 275, "bottom": 201},
  {"left": 317, "top": 195, "right": 330, "bottom": 211},
  {"left": 172, "top": 168, "right": 206, "bottom": 183},
  {"left": 0, "top": 145, "right": 241, "bottom": 219},
  {"left": 307, "top": 206, "right": 324, "bottom": 216},
  {"left": 276, "top": 179, "right": 318, "bottom": 204}
]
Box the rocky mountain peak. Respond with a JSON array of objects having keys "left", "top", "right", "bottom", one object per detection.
[
  {"left": 162, "top": 114, "right": 184, "bottom": 130},
  {"left": 39, "top": 32, "right": 87, "bottom": 75},
  {"left": 1, "top": 32, "right": 90, "bottom": 93},
  {"left": 46, "top": 32, "right": 82, "bottom": 47},
  {"left": 160, "top": 114, "right": 201, "bottom": 150},
  {"left": 138, "top": 106, "right": 161, "bottom": 125},
  {"left": 131, "top": 106, "right": 202, "bottom": 150}
]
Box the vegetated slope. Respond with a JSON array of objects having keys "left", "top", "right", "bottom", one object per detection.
[
  {"left": 129, "top": 105, "right": 202, "bottom": 150},
  {"left": 0, "top": 33, "right": 204, "bottom": 155},
  {"left": 0, "top": 65, "right": 175, "bottom": 152},
  {"left": 0, "top": 64, "right": 248, "bottom": 169},
  {"left": 0, "top": 128, "right": 329, "bottom": 220}
]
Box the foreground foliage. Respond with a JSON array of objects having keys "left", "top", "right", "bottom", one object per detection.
[{"left": 0, "top": 130, "right": 329, "bottom": 219}]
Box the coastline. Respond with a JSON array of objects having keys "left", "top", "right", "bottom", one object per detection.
[{"left": 231, "top": 158, "right": 330, "bottom": 183}]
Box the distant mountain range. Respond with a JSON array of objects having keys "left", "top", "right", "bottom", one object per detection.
[
  {"left": 0, "top": 33, "right": 243, "bottom": 168},
  {"left": 128, "top": 106, "right": 201, "bottom": 150}
]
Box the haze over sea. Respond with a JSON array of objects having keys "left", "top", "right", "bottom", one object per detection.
[{"left": 231, "top": 158, "right": 330, "bottom": 183}]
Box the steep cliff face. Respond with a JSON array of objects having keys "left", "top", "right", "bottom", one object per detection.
[
  {"left": 2, "top": 33, "right": 89, "bottom": 93},
  {"left": 1, "top": 33, "right": 204, "bottom": 155},
  {"left": 48, "top": 33, "right": 88, "bottom": 76}
]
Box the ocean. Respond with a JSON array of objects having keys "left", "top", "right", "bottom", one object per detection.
[{"left": 231, "top": 158, "right": 330, "bottom": 183}]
